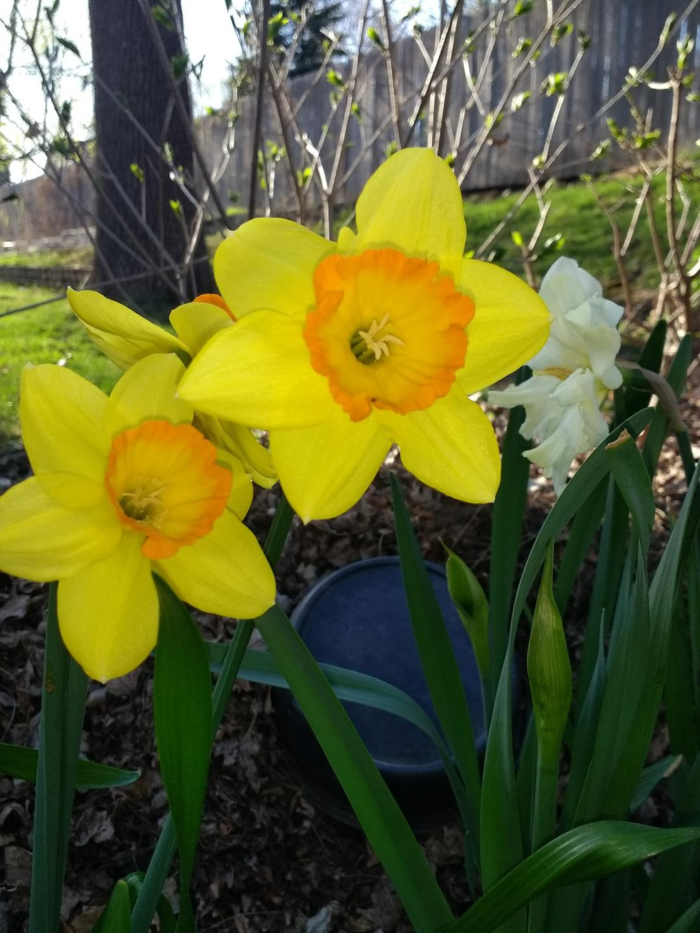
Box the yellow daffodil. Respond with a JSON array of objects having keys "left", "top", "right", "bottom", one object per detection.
[
  {"left": 67, "top": 288, "right": 277, "bottom": 488},
  {"left": 179, "top": 148, "right": 551, "bottom": 521},
  {"left": 0, "top": 355, "right": 276, "bottom": 682}
]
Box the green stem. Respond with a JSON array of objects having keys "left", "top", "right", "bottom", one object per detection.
[
  {"left": 130, "top": 494, "right": 295, "bottom": 933},
  {"left": 29, "top": 583, "right": 88, "bottom": 933},
  {"left": 527, "top": 738, "right": 560, "bottom": 933}
]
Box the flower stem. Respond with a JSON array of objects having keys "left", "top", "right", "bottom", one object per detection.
[
  {"left": 29, "top": 583, "right": 88, "bottom": 933},
  {"left": 130, "top": 494, "right": 295, "bottom": 933}
]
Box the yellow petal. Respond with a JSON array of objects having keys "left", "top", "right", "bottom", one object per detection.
[
  {"left": 214, "top": 219, "right": 334, "bottom": 318},
  {"left": 457, "top": 259, "right": 551, "bottom": 394},
  {"left": 179, "top": 311, "right": 335, "bottom": 429},
  {"left": 68, "top": 288, "right": 189, "bottom": 371},
  {"left": 196, "top": 413, "right": 277, "bottom": 488},
  {"left": 169, "top": 301, "right": 234, "bottom": 355},
  {"left": 20, "top": 365, "right": 109, "bottom": 482},
  {"left": 58, "top": 532, "right": 159, "bottom": 683},
  {"left": 104, "top": 354, "right": 193, "bottom": 439},
  {"left": 354, "top": 148, "right": 466, "bottom": 260},
  {"left": 216, "top": 448, "right": 254, "bottom": 520},
  {"left": 0, "top": 474, "right": 122, "bottom": 581},
  {"left": 156, "top": 508, "right": 275, "bottom": 619},
  {"left": 270, "top": 407, "right": 392, "bottom": 521},
  {"left": 377, "top": 386, "right": 500, "bottom": 503}
]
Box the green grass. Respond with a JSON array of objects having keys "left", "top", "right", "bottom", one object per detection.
[
  {"left": 462, "top": 167, "right": 700, "bottom": 291},
  {"left": 0, "top": 247, "right": 92, "bottom": 268},
  {"left": 0, "top": 284, "right": 119, "bottom": 445}
]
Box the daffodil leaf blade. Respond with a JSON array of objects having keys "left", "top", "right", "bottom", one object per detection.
[
  {"left": 256, "top": 604, "right": 455, "bottom": 933},
  {"left": 153, "top": 576, "right": 213, "bottom": 933},
  {"left": 446, "top": 822, "right": 700, "bottom": 933},
  {"left": 0, "top": 742, "right": 140, "bottom": 789}
]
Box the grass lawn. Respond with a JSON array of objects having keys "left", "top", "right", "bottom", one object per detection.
[
  {"left": 0, "top": 284, "right": 119, "bottom": 444},
  {"left": 1, "top": 167, "right": 696, "bottom": 444}
]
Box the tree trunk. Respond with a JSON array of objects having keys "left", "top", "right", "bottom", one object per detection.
[{"left": 88, "top": 0, "right": 214, "bottom": 306}]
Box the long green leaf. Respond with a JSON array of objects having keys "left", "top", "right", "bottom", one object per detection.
[
  {"left": 480, "top": 409, "right": 653, "bottom": 916},
  {"left": 29, "top": 582, "right": 88, "bottom": 933},
  {"left": 640, "top": 754, "right": 700, "bottom": 933},
  {"left": 666, "top": 897, "right": 700, "bottom": 933},
  {"left": 553, "top": 477, "right": 606, "bottom": 615},
  {"left": 391, "top": 474, "right": 481, "bottom": 847},
  {"left": 642, "top": 334, "right": 693, "bottom": 477},
  {"left": 131, "top": 495, "right": 294, "bottom": 933},
  {"left": 153, "top": 577, "right": 213, "bottom": 933},
  {"left": 630, "top": 755, "right": 682, "bottom": 814},
  {"left": 0, "top": 742, "right": 139, "bottom": 789},
  {"left": 447, "top": 823, "right": 700, "bottom": 933},
  {"left": 489, "top": 386, "right": 531, "bottom": 680},
  {"left": 92, "top": 880, "right": 131, "bottom": 933},
  {"left": 206, "top": 640, "right": 473, "bottom": 825},
  {"left": 256, "top": 604, "right": 454, "bottom": 933}
]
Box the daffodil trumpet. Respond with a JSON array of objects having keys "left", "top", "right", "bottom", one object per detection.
[
  {"left": 178, "top": 147, "right": 551, "bottom": 522},
  {"left": 0, "top": 356, "right": 276, "bottom": 682},
  {"left": 67, "top": 288, "right": 277, "bottom": 488}
]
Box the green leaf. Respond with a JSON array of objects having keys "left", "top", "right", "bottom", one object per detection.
[
  {"left": 0, "top": 743, "right": 139, "bottom": 789},
  {"left": 29, "top": 583, "right": 88, "bottom": 933},
  {"left": 665, "top": 896, "right": 700, "bottom": 932},
  {"left": 606, "top": 429, "right": 655, "bottom": 554},
  {"left": 630, "top": 755, "right": 682, "bottom": 814},
  {"left": 489, "top": 381, "right": 532, "bottom": 681},
  {"left": 130, "top": 496, "right": 294, "bottom": 933},
  {"left": 640, "top": 755, "right": 700, "bottom": 932},
  {"left": 554, "top": 476, "right": 606, "bottom": 614},
  {"left": 391, "top": 474, "right": 481, "bottom": 851},
  {"left": 256, "top": 605, "right": 454, "bottom": 932},
  {"left": 206, "top": 641, "right": 473, "bottom": 826},
  {"left": 447, "top": 823, "right": 700, "bottom": 933},
  {"left": 642, "top": 334, "right": 693, "bottom": 477},
  {"left": 92, "top": 879, "right": 131, "bottom": 932},
  {"left": 56, "top": 36, "right": 81, "bottom": 57},
  {"left": 480, "top": 408, "right": 653, "bottom": 912},
  {"left": 153, "top": 577, "right": 213, "bottom": 932}
]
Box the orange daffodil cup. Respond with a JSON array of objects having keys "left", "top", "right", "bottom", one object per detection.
[
  {"left": 0, "top": 355, "right": 275, "bottom": 682},
  {"left": 179, "top": 148, "right": 552, "bottom": 521},
  {"left": 67, "top": 288, "right": 277, "bottom": 488}
]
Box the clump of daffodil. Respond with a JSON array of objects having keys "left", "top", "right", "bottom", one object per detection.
[
  {"left": 67, "top": 289, "right": 276, "bottom": 488},
  {"left": 489, "top": 257, "right": 624, "bottom": 494},
  {"left": 177, "top": 148, "right": 551, "bottom": 521},
  {"left": 0, "top": 355, "right": 275, "bottom": 682}
]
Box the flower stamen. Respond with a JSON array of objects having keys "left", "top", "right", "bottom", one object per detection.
[{"left": 351, "top": 313, "right": 406, "bottom": 364}]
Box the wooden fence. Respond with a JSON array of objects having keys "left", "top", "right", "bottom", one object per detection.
[{"left": 1, "top": 0, "right": 698, "bottom": 242}]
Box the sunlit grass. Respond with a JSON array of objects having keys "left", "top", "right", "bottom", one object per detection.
[{"left": 0, "top": 284, "right": 119, "bottom": 444}]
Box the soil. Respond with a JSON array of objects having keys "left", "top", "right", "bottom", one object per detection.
[{"left": 0, "top": 388, "right": 697, "bottom": 933}]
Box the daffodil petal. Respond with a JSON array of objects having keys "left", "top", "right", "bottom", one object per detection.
[
  {"left": 104, "top": 354, "right": 193, "bottom": 439},
  {"left": 456, "top": 258, "right": 551, "bottom": 394},
  {"left": 169, "top": 301, "right": 234, "bottom": 355},
  {"left": 0, "top": 474, "right": 122, "bottom": 581},
  {"left": 68, "top": 288, "right": 189, "bottom": 371},
  {"left": 377, "top": 387, "right": 500, "bottom": 503},
  {"left": 57, "top": 532, "right": 158, "bottom": 682},
  {"left": 179, "top": 311, "right": 335, "bottom": 429},
  {"left": 216, "top": 448, "right": 254, "bottom": 520},
  {"left": 214, "top": 219, "right": 334, "bottom": 318},
  {"left": 20, "top": 364, "right": 109, "bottom": 482},
  {"left": 196, "top": 413, "right": 277, "bottom": 488},
  {"left": 353, "top": 148, "right": 466, "bottom": 260},
  {"left": 270, "top": 407, "right": 392, "bottom": 521},
  {"left": 156, "top": 508, "right": 275, "bottom": 619}
]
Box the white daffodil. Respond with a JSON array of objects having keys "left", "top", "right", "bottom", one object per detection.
[
  {"left": 489, "top": 257, "right": 624, "bottom": 495},
  {"left": 530, "top": 256, "right": 623, "bottom": 390}
]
